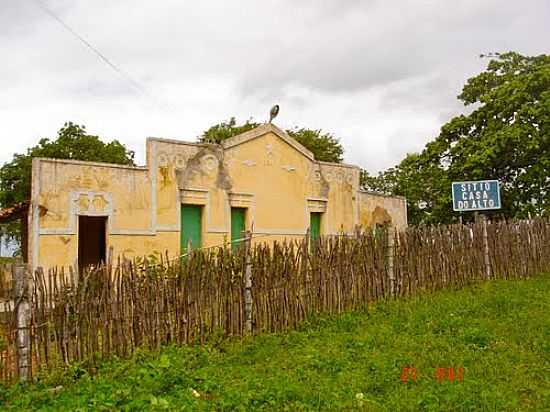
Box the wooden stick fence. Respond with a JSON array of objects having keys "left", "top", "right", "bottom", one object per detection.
[{"left": 1, "top": 217, "right": 550, "bottom": 383}]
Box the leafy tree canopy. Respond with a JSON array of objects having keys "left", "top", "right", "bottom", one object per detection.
[
  {"left": 0, "top": 122, "right": 135, "bottom": 240},
  {"left": 362, "top": 52, "right": 550, "bottom": 224},
  {"left": 199, "top": 117, "right": 344, "bottom": 163}
]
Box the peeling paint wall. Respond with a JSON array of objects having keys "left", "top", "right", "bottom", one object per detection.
[
  {"left": 30, "top": 125, "right": 407, "bottom": 269},
  {"left": 32, "top": 159, "right": 155, "bottom": 269},
  {"left": 358, "top": 191, "right": 407, "bottom": 230}
]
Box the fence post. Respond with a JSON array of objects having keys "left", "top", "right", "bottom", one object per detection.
[
  {"left": 14, "top": 260, "right": 31, "bottom": 382},
  {"left": 386, "top": 226, "right": 396, "bottom": 297},
  {"left": 481, "top": 215, "right": 491, "bottom": 280},
  {"left": 243, "top": 230, "right": 253, "bottom": 335}
]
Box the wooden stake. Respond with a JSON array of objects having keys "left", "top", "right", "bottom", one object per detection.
[
  {"left": 482, "top": 214, "right": 491, "bottom": 280},
  {"left": 386, "top": 226, "right": 395, "bottom": 297},
  {"left": 243, "top": 230, "right": 253, "bottom": 335},
  {"left": 14, "top": 261, "right": 31, "bottom": 381}
]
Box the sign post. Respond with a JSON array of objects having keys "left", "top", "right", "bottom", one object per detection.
[{"left": 451, "top": 180, "right": 501, "bottom": 280}]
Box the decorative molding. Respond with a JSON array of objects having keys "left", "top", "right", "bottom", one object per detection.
[
  {"left": 307, "top": 198, "right": 327, "bottom": 213},
  {"left": 181, "top": 188, "right": 209, "bottom": 205},
  {"left": 242, "top": 159, "right": 256, "bottom": 167},
  {"left": 201, "top": 154, "right": 218, "bottom": 171},
  {"left": 265, "top": 143, "right": 274, "bottom": 166},
  {"left": 228, "top": 192, "right": 254, "bottom": 208},
  {"left": 320, "top": 168, "right": 356, "bottom": 184},
  {"left": 71, "top": 191, "right": 113, "bottom": 216}
]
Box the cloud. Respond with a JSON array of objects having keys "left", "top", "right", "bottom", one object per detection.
[{"left": 0, "top": 0, "right": 549, "bottom": 173}]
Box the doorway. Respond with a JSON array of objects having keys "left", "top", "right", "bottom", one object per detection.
[
  {"left": 310, "top": 212, "right": 322, "bottom": 241},
  {"left": 181, "top": 205, "right": 202, "bottom": 253},
  {"left": 78, "top": 216, "right": 107, "bottom": 270},
  {"left": 231, "top": 207, "right": 246, "bottom": 251}
]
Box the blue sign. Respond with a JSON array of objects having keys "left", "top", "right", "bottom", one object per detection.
[{"left": 452, "top": 180, "right": 501, "bottom": 211}]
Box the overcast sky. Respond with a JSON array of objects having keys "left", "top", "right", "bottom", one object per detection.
[{"left": 1, "top": 0, "right": 549, "bottom": 173}]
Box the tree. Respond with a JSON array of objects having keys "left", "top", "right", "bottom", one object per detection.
[
  {"left": 199, "top": 117, "right": 260, "bottom": 145},
  {"left": 362, "top": 153, "right": 451, "bottom": 225},
  {"left": 286, "top": 128, "right": 344, "bottom": 163},
  {"left": 0, "top": 122, "right": 135, "bottom": 240},
  {"left": 199, "top": 117, "right": 344, "bottom": 163},
  {"left": 363, "top": 52, "right": 550, "bottom": 224}
]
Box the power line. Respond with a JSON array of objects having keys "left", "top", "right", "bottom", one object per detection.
[{"left": 31, "top": 0, "right": 175, "bottom": 113}]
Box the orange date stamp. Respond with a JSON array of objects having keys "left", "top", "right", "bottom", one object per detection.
[{"left": 400, "top": 366, "right": 464, "bottom": 383}]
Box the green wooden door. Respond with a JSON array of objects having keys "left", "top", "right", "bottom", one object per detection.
[
  {"left": 181, "top": 205, "right": 202, "bottom": 253},
  {"left": 310, "top": 212, "right": 321, "bottom": 241},
  {"left": 231, "top": 208, "right": 246, "bottom": 251}
]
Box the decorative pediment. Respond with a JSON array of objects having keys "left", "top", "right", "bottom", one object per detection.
[{"left": 221, "top": 124, "right": 315, "bottom": 162}]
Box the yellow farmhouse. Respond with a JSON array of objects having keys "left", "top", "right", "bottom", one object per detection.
[{"left": 26, "top": 124, "right": 406, "bottom": 269}]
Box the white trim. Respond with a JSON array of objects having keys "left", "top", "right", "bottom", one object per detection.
[
  {"left": 359, "top": 189, "right": 407, "bottom": 201},
  {"left": 354, "top": 191, "right": 360, "bottom": 227},
  {"left": 151, "top": 141, "right": 157, "bottom": 231},
  {"left": 156, "top": 225, "right": 179, "bottom": 232},
  {"left": 31, "top": 159, "right": 41, "bottom": 271},
  {"left": 254, "top": 228, "right": 308, "bottom": 236},
  {"left": 147, "top": 136, "right": 208, "bottom": 148},
  {"left": 207, "top": 228, "right": 229, "bottom": 234},
  {"left": 317, "top": 160, "right": 361, "bottom": 170},
  {"left": 39, "top": 229, "right": 75, "bottom": 235},
  {"left": 36, "top": 157, "right": 147, "bottom": 171},
  {"left": 110, "top": 229, "right": 156, "bottom": 236}
]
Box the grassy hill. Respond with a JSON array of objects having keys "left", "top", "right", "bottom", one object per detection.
[{"left": 1, "top": 276, "right": 549, "bottom": 411}]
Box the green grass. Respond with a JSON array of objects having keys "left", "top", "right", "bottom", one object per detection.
[
  {"left": 1, "top": 276, "right": 549, "bottom": 411},
  {"left": 0, "top": 256, "right": 15, "bottom": 265}
]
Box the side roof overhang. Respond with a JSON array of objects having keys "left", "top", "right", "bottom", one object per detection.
[
  {"left": 0, "top": 202, "right": 30, "bottom": 223},
  {"left": 0, "top": 201, "right": 47, "bottom": 224}
]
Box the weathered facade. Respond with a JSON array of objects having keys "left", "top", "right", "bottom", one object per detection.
[{"left": 27, "top": 124, "right": 406, "bottom": 269}]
